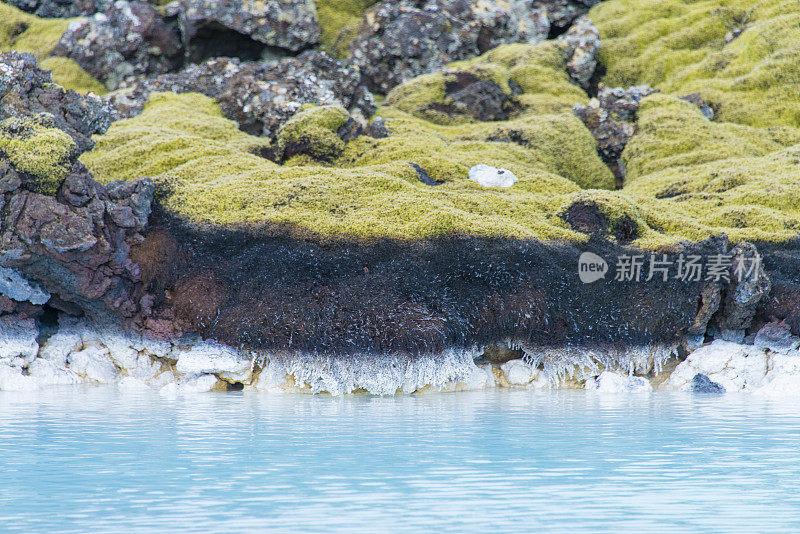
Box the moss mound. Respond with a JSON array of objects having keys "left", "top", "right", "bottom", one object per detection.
[
  {"left": 0, "top": 4, "right": 105, "bottom": 94},
  {"left": 591, "top": 0, "right": 800, "bottom": 128},
  {"left": 0, "top": 115, "right": 76, "bottom": 195},
  {"left": 82, "top": 31, "right": 800, "bottom": 246}
]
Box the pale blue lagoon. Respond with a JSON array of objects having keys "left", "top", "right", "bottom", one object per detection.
[{"left": 2, "top": 388, "right": 800, "bottom": 532}]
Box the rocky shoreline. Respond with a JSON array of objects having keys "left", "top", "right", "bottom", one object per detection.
[
  {"left": 2, "top": 312, "right": 799, "bottom": 395},
  {"left": 0, "top": 0, "right": 799, "bottom": 395}
]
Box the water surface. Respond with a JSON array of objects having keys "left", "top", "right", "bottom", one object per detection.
[{"left": 2, "top": 388, "right": 800, "bottom": 532}]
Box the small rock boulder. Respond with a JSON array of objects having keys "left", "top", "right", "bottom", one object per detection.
[
  {"left": 0, "top": 52, "right": 112, "bottom": 153},
  {"left": 558, "top": 16, "right": 601, "bottom": 90},
  {"left": 350, "top": 0, "right": 549, "bottom": 93},
  {"left": 165, "top": 0, "right": 320, "bottom": 60},
  {"left": 53, "top": 0, "right": 183, "bottom": 90},
  {"left": 691, "top": 373, "right": 725, "bottom": 393},
  {"left": 109, "top": 51, "right": 375, "bottom": 140},
  {"left": 754, "top": 322, "right": 800, "bottom": 354}
]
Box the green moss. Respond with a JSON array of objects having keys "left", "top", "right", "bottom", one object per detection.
[
  {"left": 39, "top": 57, "right": 107, "bottom": 94},
  {"left": 79, "top": 26, "right": 800, "bottom": 247},
  {"left": 386, "top": 41, "right": 586, "bottom": 124},
  {"left": 315, "top": 0, "right": 377, "bottom": 59},
  {"left": 0, "top": 115, "right": 76, "bottom": 194},
  {"left": 277, "top": 105, "right": 349, "bottom": 161},
  {"left": 0, "top": 4, "right": 106, "bottom": 94},
  {"left": 623, "top": 94, "right": 800, "bottom": 181},
  {"left": 591, "top": 0, "right": 800, "bottom": 128}
]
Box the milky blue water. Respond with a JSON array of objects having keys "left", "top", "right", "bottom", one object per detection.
[{"left": 2, "top": 388, "right": 800, "bottom": 533}]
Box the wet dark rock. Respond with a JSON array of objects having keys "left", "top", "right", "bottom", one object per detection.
[
  {"left": 448, "top": 78, "right": 510, "bottom": 122},
  {"left": 350, "top": 0, "right": 550, "bottom": 94},
  {"left": 53, "top": 1, "right": 183, "bottom": 91},
  {"left": 109, "top": 51, "right": 374, "bottom": 140},
  {"left": 573, "top": 84, "right": 658, "bottom": 181},
  {"left": 754, "top": 322, "right": 800, "bottom": 354},
  {"left": 691, "top": 373, "right": 725, "bottom": 393},
  {"left": 408, "top": 163, "right": 439, "bottom": 186},
  {"left": 0, "top": 52, "right": 112, "bottom": 153},
  {"left": 560, "top": 200, "right": 638, "bottom": 242},
  {"left": 681, "top": 93, "right": 714, "bottom": 120},
  {"left": 714, "top": 241, "right": 771, "bottom": 331},
  {"left": 558, "top": 16, "right": 600, "bottom": 90},
  {"left": 164, "top": 0, "right": 320, "bottom": 59}
]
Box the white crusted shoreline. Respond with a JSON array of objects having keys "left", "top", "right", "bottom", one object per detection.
[{"left": 1, "top": 313, "right": 799, "bottom": 395}]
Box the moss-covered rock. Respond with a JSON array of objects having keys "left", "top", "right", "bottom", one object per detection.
[
  {"left": 0, "top": 114, "right": 76, "bottom": 194},
  {"left": 276, "top": 105, "right": 350, "bottom": 162},
  {"left": 0, "top": 4, "right": 105, "bottom": 94}
]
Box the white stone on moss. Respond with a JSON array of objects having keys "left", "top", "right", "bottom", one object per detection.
[{"left": 468, "top": 164, "right": 518, "bottom": 187}]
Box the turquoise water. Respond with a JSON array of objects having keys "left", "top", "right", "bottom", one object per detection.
[{"left": 2, "top": 388, "right": 800, "bottom": 532}]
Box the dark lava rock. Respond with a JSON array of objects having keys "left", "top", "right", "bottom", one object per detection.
[
  {"left": 560, "top": 200, "right": 638, "bottom": 242},
  {"left": 449, "top": 78, "right": 510, "bottom": 122},
  {"left": 715, "top": 241, "right": 771, "bottom": 331},
  {"left": 573, "top": 84, "right": 658, "bottom": 181},
  {"left": 0, "top": 146, "right": 154, "bottom": 321},
  {"left": 680, "top": 93, "right": 715, "bottom": 120},
  {"left": 691, "top": 373, "right": 725, "bottom": 393},
  {"left": 53, "top": 0, "right": 183, "bottom": 91},
  {"left": 0, "top": 52, "right": 112, "bottom": 153},
  {"left": 754, "top": 322, "right": 800, "bottom": 354},
  {"left": 5, "top": 0, "right": 108, "bottom": 17},
  {"left": 109, "top": 51, "right": 375, "bottom": 140},
  {"left": 350, "top": 0, "right": 550, "bottom": 94},
  {"left": 536, "top": 0, "right": 604, "bottom": 33},
  {"left": 164, "top": 0, "right": 320, "bottom": 60},
  {"left": 558, "top": 16, "right": 600, "bottom": 90}
]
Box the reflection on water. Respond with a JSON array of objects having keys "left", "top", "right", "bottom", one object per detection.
[{"left": 1, "top": 388, "right": 800, "bottom": 532}]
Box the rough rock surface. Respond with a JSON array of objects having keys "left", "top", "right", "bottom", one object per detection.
[
  {"left": 4, "top": 0, "right": 110, "bottom": 17},
  {"left": 714, "top": 242, "right": 771, "bottom": 332},
  {"left": 573, "top": 84, "right": 657, "bottom": 180},
  {"left": 0, "top": 68, "right": 154, "bottom": 326},
  {"left": 558, "top": 16, "right": 601, "bottom": 90},
  {"left": 53, "top": 1, "right": 183, "bottom": 91},
  {"left": 753, "top": 322, "right": 800, "bottom": 354},
  {"left": 691, "top": 373, "right": 725, "bottom": 393},
  {"left": 0, "top": 159, "right": 154, "bottom": 322},
  {"left": 536, "top": 0, "right": 603, "bottom": 32},
  {"left": 109, "top": 51, "right": 375, "bottom": 139},
  {"left": 164, "top": 0, "right": 320, "bottom": 60},
  {"left": 0, "top": 52, "right": 112, "bottom": 153},
  {"left": 350, "top": 0, "right": 550, "bottom": 93}
]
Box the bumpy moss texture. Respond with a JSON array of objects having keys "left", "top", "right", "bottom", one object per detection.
[
  {"left": 0, "top": 115, "right": 76, "bottom": 195},
  {"left": 78, "top": 0, "right": 800, "bottom": 246},
  {"left": 591, "top": 0, "right": 800, "bottom": 127},
  {"left": 0, "top": 4, "right": 105, "bottom": 94}
]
